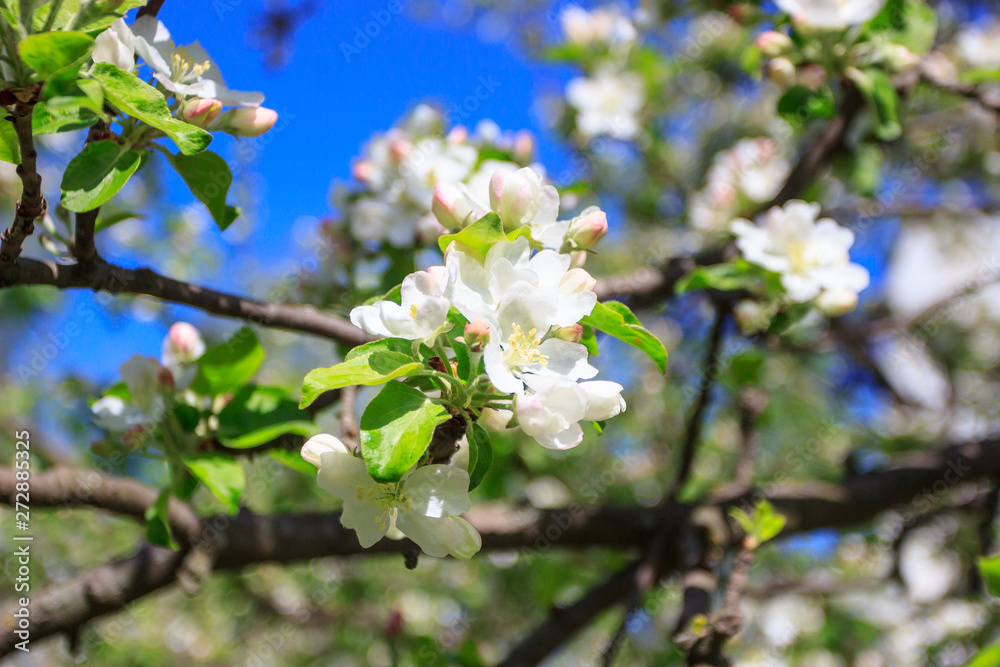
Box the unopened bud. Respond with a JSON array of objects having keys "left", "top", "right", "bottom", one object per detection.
[
  {"left": 766, "top": 57, "right": 797, "bottom": 88},
  {"left": 389, "top": 138, "right": 412, "bottom": 162},
  {"left": 815, "top": 288, "right": 858, "bottom": 317},
  {"left": 552, "top": 324, "right": 584, "bottom": 343},
  {"left": 489, "top": 166, "right": 542, "bottom": 228},
  {"left": 570, "top": 250, "right": 588, "bottom": 269},
  {"left": 566, "top": 206, "right": 608, "bottom": 250},
  {"left": 181, "top": 98, "right": 222, "bottom": 127},
  {"left": 755, "top": 30, "right": 792, "bottom": 57},
  {"left": 560, "top": 267, "right": 597, "bottom": 293},
  {"left": 210, "top": 106, "right": 278, "bottom": 137},
  {"left": 432, "top": 181, "right": 475, "bottom": 231},
  {"left": 165, "top": 322, "right": 205, "bottom": 362},
  {"left": 463, "top": 320, "right": 491, "bottom": 352},
  {"left": 879, "top": 44, "right": 920, "bottom": 72},
  {"left": 512, "top": 130, "right": 535, "bottom": 161},
  {"left": 446, "top": 126, "right": 469, "bottom": 144},
  {"left": 480, "top": 408, "right": 513, "bottom": 432}
]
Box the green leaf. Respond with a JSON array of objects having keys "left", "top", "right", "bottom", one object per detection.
[
  {"left": 182, "top": 454, "right": 245, "bottom": 515},
  {"left": 32, "top": 100, "right": 98, "bottom": 135},
  {"left": 580, "top": 301, "right": 668, "bottom": 374},
  {"left": 31, "top": 0, "right": 146, "bottom": 32},
  {"left": 867, "top": 0, "right": 937, "bottom": 55},
  {"left": 964, "top": 641, "right": 1000, "bottom": 667},
  {"left": 191, "top": 326, "right": 265, "bottom": 396},
  {"left": 18, "top": 31, "right": 94, "bottom": 78},
  {"left": 777, "top": 85, "right": 836, "bottom": 126},
  {"left": 580, "top": 324, "right": 599, "bottom": 357},
  {"left": 675, "top": 263, "right": 758, "bottom": 295},
  {"left": 144, "top": 489, "right": 178, "bottom": 549},
  {"left": 849, "top": 68, "right": 902, "bottom": 141},
  {"left": 164, "top": 150, "right": 240, "bottom": 231},
  {"left": 90, "top": 63, "right": 212, "bottom": 155},
  {"left": 359, "top": 381, "right": 451, "bottom": 483},
  {"left": 437, "top": 212, "right": 506, "bottom": 259},
  {"left": 267, "top": 447, "right": 318, "bottom": 475},
  {"left": 300, "top": 339, "right": 422, "bottom": 408},
  {"left": 466, "top": 422, "right": 492, "bottom": 492},
  {"left": 978, "top": 553, "right": 1000, "bottom": 597},
  {"left": 0, "top": 121, "right": 20, "bottom": 164},
  {"left": 217, "top": 385, "right": 317, "bottom": 449},
  {"left": 60, "top": 140, "right": 144, "bottom": 212},
  {"left": 173, "top": 404, "right": 200, "bottom": 433},
  {"left": 729, "top": 499, "right": 786, "bottom": 547}
]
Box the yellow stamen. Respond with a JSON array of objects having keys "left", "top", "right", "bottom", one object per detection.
[{"left": 506, "top": 323, "right": 549, "bottom": 368}]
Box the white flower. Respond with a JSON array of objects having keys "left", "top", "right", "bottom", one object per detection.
[
  {"left": 956, "top": 20, "right": 1000, "bottom": 69},
  {"left": 92, "top": 19, "right": 136, "bottom": 72},
  {"left": 775, "top": 0, "right": 886, "bottom": 30},
  {"left": 161, "top": 322, "right": 205, "bottom": 389},
  {"left": 401, "top": 137, "right": 477, "bottom": 208},
  {"left": 560, "top": 5, "right": 637, "bottom": 47},
  {"left": 515, "top": 375, "right": 625, "bottom": 449},
  {"left": 93, "top": 355, "right": 166, "bottom": 431},
  {"left": 731, "top": 200, "right": 870, "bottom": 306},
  {"left": 130, "top": 16, "right": 264, "bottom": 106},
  {"left": 350, "top": 196, "right": 417, "bottom": 246},
  {"left": 301, "top": 434, "right": 482, "bottom": 558},
  {"left": 350, "top": 266, "right": 450, "bottom": 340},
  {"left": 92, "top": 395, "right": 145, "bottom": 432},
  {"left": 566, "top": 66, "right": 645, "bottom": 141}
]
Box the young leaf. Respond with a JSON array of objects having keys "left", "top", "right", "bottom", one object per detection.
[
  {"left": 360, "top": 381, "right": 451, "bottom": 483},
  {"left": 675, "top": 263, "right": 758, "bottom": 295},
  {"left": 144, "top": 488, "right": 179, "bottom": 549},
  {"left": 300, "top": 339, "right": 422, "bottom": 408},
  {"left": 18, "top": 32, "right": 94, "bottom": 78},
  {"left": 849, "top": 68, "right": 902, "bottom": 141},
  {"left": 978, "top": 553, "right": 1000, "bottom": 597},
  {"left": 0, "top": 122, "right": 20, "bottom": 164},
  {"left": 191, "top": 326, "right": 265, "bottom": 396},
  {"left": 580, "top": 301, "right": 668, "bottom": 374},
  {"left": 33, "top": 100, "right": 99, "bottom": 135},
  {"left": 729, "top": 499, "right": 787, "bottom": 547},
  {"left": 94, "top": 211, "right": 144, "bottom": 233},
  {"left": 60, "top": 140, "right": 145, "bottom": 212},
  {"left": 217, "top": 385, "right": 317, "bottom": 449},
  {"left": 437, "top": 212, "right": 506, "bottom": 260},
  {"left": 182, "top": 454, "right": 245, "bottom": 515},
  {"left": 90, "top": 63, "right": 212, "bottom": 155},
  {"left": 164, "top": 150, "right": 241, "bottom": 231},
  {"left": 466, "top": 422, "right": 492, "bottom": 492}
]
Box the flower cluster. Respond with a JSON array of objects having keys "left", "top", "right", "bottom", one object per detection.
[
  {"left": 689, "top": 138, "right": 791, "bottom": 234},
  {"left": 336, "top": 105, "right": 537, "bottom": 247},
  {"left": 92, "top": 322, "right": 206, "bottom": 439},
  {"left": 775, "top": 0, "right": 887, "bottom": 30},
  {"left": 93, "top": 17, "right": 278, "bottom": 137},
  {"left": 731, "top": 200, "right": 870, "bottom": 316}
]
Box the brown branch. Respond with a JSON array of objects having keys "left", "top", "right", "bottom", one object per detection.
[
  {"left": 0, "top": 100, "right": 45, "bottom": 282},
  {"left": 2, "top": 256, "right": 368, "bottom": 346},
  {"left": 4, "top": 436, "right": 1000, "bottom": 658}
]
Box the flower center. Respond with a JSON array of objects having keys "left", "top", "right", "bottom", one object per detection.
[
  {"left": 171, "top": 48, "right": 211, "bottom": 82},
  {"left": 505, "top": 323, "right": 548, "bottom": 369},
  {"left": 410, "top": 304, "right": 418, "bottom": 319}
]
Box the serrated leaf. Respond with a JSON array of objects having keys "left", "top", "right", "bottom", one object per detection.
[
  {"left": 466, "top": 422, "right": 492, "bottom": 491},
  {"left": 437, "top": 212, "right": 506, "bottom": 260},
  {"left": 60, "top": 140, "right": 144, "bottom": 212},
  {"left": 300, "top": 339, "right": 422, "bottom": 408},
  {"left": 191, "top": 326, "right": 264, "bottom": 396},
  {"left": 182, "top": 454, "right": 245, "bottom": 515},
  {"left": 581, "top": 301, "right": 667, "bottom": 374},
  {"left": 164, "top": 149, "right": 240, "bottom": 231},
  {"left": 90, "top": 63, "right": 212, "bottom": 155},
  {"left": 217, "top": 385, "right": 317, "bottom": 448},
  {"left": 359, "top": 381, "right": 451, "bottom": 483},
  {"left": 18, "top": 31, "right": 93, "bottom": 78}
]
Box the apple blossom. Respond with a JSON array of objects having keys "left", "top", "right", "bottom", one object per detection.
[
  {"left": 489, "top": 167, "right": 543, "bottom": 229},
  {"left": 463, "top": 320, "right": 491, "bottom": 352},
  {"left": 566, "top": 206, "right": 608, "bottom": 250},
  {"left": 766, "top": 57, "right": 797, "bottom": 88},
  {"left": 181, "top": 98, "right": 223, "bottom": 128},
  {"left": 401, "top": 138, "right": 477, "bottom": 208},
  {"left": 515, "top": 375, "right": 626, "bottom": 449},
  {"left": 432, "top": 181, "right": 477, "bottom": 231},
  {"left": 350, "top": 267, "right": 450, "bottom": 339},
  {"left": 161, "top": 322, "right": 205, "bottom": 389},
  {"left": 130, "top": 16, "right": 265, "bottom": 106},
  {"left": 565, "top": 66, "right": 645, "bottom": 141},
  {"left": 774, "top": 0, "right": 887, "bottom": 30},
  {"left": 560, "top": 4, "right": 637, "bottom": 47},
  {"left": 731, "top": 200, "right": 870, "bottom": 308},
  {"left": 92, "top": 19, "right": 136, "bottom": 72},
  {"left": 300, "top": 434, "right": 481, "bottom": 558},
  {"left": 92, "top": 355, "right": 167, "bottom": 431},
  {"left": 755, "top": 30, "right": 792, "bottom": 57}
]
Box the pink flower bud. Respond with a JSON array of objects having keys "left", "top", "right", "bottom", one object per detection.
[
  {"left": 352, "top": 160, "right": 374, "bottom": 183},
  {"left": 552, "top": 324, "right": 584, "bottom": 343},
  {"left": 211, "top": 107, "right": 278, "bottom": 137},
  {"left": 560, "top": 268, "right": 597, "bottom": 293},
  {"left": 432, "top": 181, "right": 475, "bottom": 231},
  {"left": 755, "top": 30, "right": 792, "bottom": 57},
  {"left": 181, "top": 98, "right": 222, "bottom": 128},
  {"left": 463, "top": 320, "right": 491, "bottom": 352},
  {"left": 567, "top": 206, "right": 608, "bottom": 250},
  {"left": 389, "top": 138, "right": 412, "bottom": 162},
  {"left": 570, "top": 251, "right": 588, "bottom": 269},
  {"left": 446, "top": 126, "right": 469, "bottom": 144},
  {"left": 489, "top": 167, "right": 542, "bottom": 228},
  {"left": 512, "top": 130, "right": 535, "bottom": 161},
  {"left": 164, "top": 322, "right": 205, "bottom": 363}
]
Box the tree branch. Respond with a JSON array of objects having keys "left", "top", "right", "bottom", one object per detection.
[
  {"left": 0, "top": 100, "right": 45, "bottom": 282},
  {"left": 2, "top": 256, "right": 368, "bottom": 346}
]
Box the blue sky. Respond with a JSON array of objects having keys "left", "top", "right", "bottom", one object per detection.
[{"left": 8, "top": 1, "right": 580, "bottom": 385}]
